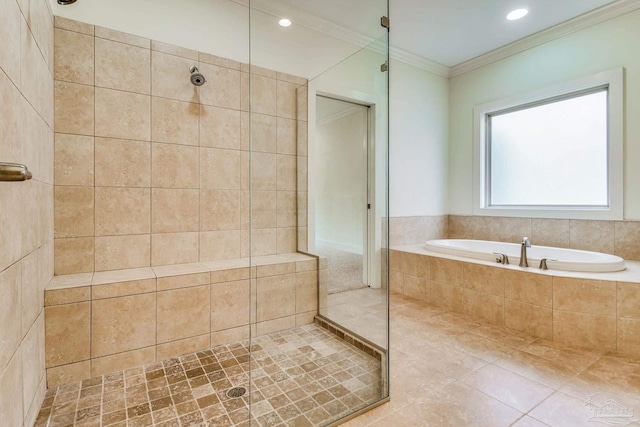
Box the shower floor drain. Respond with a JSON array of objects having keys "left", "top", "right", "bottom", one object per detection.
[{"left": 226, "top": 386, "right": 247, "bottom": 398}]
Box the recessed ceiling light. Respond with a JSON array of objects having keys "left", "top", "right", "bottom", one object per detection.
[
  {"left": 279, "top": 18, "right": 292, "bottom": 27},
  {"left": 506, "top": 9, "right": 528, "bottom": 20}
]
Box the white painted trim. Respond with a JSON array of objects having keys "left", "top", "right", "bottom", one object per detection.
[
  {"left": 472, "top": 68, "right": 625, "bottom": 220},
  {"left": 451, "top": 0, "right": 640, "bottom": 77},
  {"left": 241, "top": 0, "right": 375, "bottom": 49},
  {"left": 389, "top": 47, "right": 450, "bottom": 77},
  {"left": 317, "top": 105, "right": 363, "bottom": 126},
  {"left": 235, "top": 0, "right": 450, "bottom": 77},
  {"left": 308, "top": 83, "right": 386, "bottom": 288},
  {"left": 316, "top": 239, "right": 363, "bottom": 255},
  {"left": 240, "top": 0, "right": 640, "bottom": 78}
]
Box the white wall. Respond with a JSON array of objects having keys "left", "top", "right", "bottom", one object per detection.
[
  {"left": 307, "top": 43, "right": 388, "bottom": 286},
  {"left": 50, "top": 0, "right": 365, "bottom": 79},
  {"left": 316, "top": 105, "right": 368, "bottom": 252},
  {"left": 389, "top": 59, "right": 449, "bottom": 217},
  {"left": 449, "top": 9, "right": 640, "bottom": 219}
]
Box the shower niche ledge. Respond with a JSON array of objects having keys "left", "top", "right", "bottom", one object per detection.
[{"left": 44, "top": 253, "right": 321, "bottom": 387}]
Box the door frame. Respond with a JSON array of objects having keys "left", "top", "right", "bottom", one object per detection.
[
  {"left": 307, "top": 81, "right": 384, "bottom": 288},
  {"left": 315, "top": 95, "right": 371, "bottom": 285}
]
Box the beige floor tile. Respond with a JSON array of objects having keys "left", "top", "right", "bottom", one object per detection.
[
  {"left": 519, "top": 339, "right": 604, "bottom": 373},
  {"left": 560, "top": 352, "right": 640, "bottom": 402},
  {"left": 511, "top": 415, "right": 552, "bottom": 427},
  {"left": 529, "top": 392, "right": 600, "bottom": 427},
  {"left": 438, "top": 331, "right": 517, "bottom": 363},
  {"left": 389, "top": 351, "right": 456, "bottom": 398},
  {"left": 371, "top": 405, "right": 447, "bottom": 427},
  {"left": 471, "top": 322, "right": 539, "bottom": 349},
  {"left": 38, "top": 324, "right": 381, "bottom": 427},
  {"left": 414, "top": 381, "right": 523, "bottom": 426},
  {"left": 493, "top": 349, "right": 577, "bottom": 390},
  {"left": 460, "top": 364, "right": 554, "bottom": 412}
]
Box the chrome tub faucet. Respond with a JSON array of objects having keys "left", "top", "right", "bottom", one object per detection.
[{"left": 519, "top": 237, "right": 531, "bottom": 267}]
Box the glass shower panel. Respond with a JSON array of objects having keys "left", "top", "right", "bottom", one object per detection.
[
  {"left": 310, "top": 36, "right": 390, "bottom": 349},
  {"left": 249, "top": 1, "right": 389, "bottom": 425}
]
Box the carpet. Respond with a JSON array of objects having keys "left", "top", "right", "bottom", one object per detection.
[{"left": 315, "top": 242, "right": 368, "bottom": 294}]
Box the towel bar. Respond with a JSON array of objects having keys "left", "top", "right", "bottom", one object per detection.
[{"left": 0, "top": 162, "right": 32, "bottom": 181}]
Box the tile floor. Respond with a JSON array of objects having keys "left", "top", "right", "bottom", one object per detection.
[
  {"left": 343, "top": 293, "right": 640, "bottom": 427},
  {"left": 33, "top": 290, "right": 640, "bottom": 427},
  {"left": 34, "top": 324, "right": 383, "bottom": 427},
  {"left": 324, "top": 288, "right": 388, "bottom": 348}
]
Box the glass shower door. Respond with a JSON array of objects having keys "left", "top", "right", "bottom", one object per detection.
[{"left": 248, "top": 1, "right": 389, "bottom": 425}]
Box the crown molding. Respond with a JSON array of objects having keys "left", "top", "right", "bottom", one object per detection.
[
  {"left": 389, "top": 47, "right": 450, "bottom": 77},
  {"left": 234, "top": 0, "right": 450, "bottom": 76},
  {"left": 317, "top": 106, "right": 363, "bottom": 126},
  {"left": 450, "top": 0, "right": 640, "bottom": 77},
  {"left": 239, "top": 0, "right": 374, "bottom": 48},
  {"left": 233, "top": 0, "right": 640, "bottom": 80}
]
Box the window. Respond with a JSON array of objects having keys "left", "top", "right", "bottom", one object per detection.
[{"left": 473, "top": 68, "right": 623, "bottom": 220}]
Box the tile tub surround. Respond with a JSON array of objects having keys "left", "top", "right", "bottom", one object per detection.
[
  {"left": 44, "top": 254, "right": 319, "bottom": 388},
  {"left": 388, "top": 215, "right": 449, "bottom": 246},
  {"left": 35, "top": 324, "right": 382, "bottom": 427},
  {"left": 0, "top": 0, "right": 55, "bottom": 425},
  {"left": 390, "top": 245, "right": 640, "bottom": 357},
  {"left": 449, "top": 215, "right": 640, "bottom": 261},
  {"left": 53, "top": 17, "right": 309, "bottom": 275},
  {"left": 389, "top": 215, "right": 640, "bottom": 262}
]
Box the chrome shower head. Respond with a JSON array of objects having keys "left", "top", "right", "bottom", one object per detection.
[
  {"left": 57, "top": 0, "right": 78, "bottom": 4},
  {"left": 189, "top": 66, "right": 206, "bottom": 86}
]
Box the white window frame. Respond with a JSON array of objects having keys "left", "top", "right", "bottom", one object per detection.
[{"left": 473, "top": 68, "right": 624, "bottom": 220}]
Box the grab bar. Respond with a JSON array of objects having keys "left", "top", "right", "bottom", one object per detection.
[{"left": 0, "top": 163, "right": 32, "bottom": 181}]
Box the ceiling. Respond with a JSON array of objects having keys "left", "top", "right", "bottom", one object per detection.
[
  {"left": 276, "top": 0, "right": 617, "bottom": 67},
  {"left": 51, "top": 0, "right": 625, "bottom": 78}
]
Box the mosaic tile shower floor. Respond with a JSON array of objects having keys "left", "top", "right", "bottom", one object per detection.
[{"left": 35, "top": 324, "right": 383, "bottom": 427}]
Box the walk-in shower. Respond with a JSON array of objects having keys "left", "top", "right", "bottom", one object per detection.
[{"left": 37, "top": 0, "right": 390, "bottom": 426}]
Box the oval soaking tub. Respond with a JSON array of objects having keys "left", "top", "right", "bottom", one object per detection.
[{"left": 424, "top": 239, "right": 625, "bottom": 273}]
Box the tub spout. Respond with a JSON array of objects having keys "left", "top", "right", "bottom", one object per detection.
[{"left": 519, "top": 237, "right": 531, "bottom": 268}]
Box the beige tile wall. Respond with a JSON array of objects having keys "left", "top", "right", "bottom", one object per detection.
[
  {"left": 388, "top": 215, "right": 449, "bottom": 246},
  {"left": 389, "top": 215, "right": 640, "bottom": 261},
  {"left": 53, "top": 18, "right": 308, "bottom": 274},
  {"left": 390, "top": 215, "right": 640, "bottom": 261},
  {"left": 0, "top": 0, "right": 54, "bottom": 425},
  {"left": 449, "top": 215, "right": 640, "bottom": 261},
  {"left": 44, "top": 256, "right": 318, "bottom": 387},
  {"left": 390, "top": 250, "right": 640, "bottom": 357}
]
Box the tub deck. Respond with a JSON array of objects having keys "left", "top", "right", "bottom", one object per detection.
[{"left": 391, "top": 244, "right": 640, "bottom": 358}]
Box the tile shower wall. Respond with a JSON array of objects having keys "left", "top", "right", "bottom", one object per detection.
[
  {"left": 0, "top": 0, "right": 54, "bottom": 425},
  {"left": 53, "top": 17, "right": 308, "bottom": 274}
]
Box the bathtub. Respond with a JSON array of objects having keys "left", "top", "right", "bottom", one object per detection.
[{"left": 424, "top": 239, "right": 625, "bottom": 273}]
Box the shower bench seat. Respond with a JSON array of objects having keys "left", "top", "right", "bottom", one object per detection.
[{"left": 43, "top": 253, "right": 322, "bottom": 388}]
